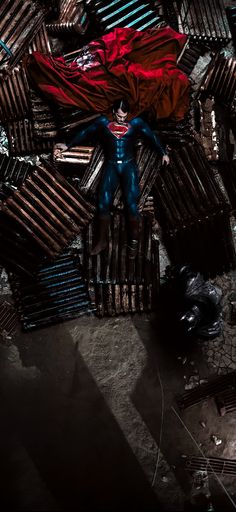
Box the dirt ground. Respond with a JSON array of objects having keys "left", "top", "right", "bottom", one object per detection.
[{"left": 0, "top": 258, "right": 236, "bottom": 510}]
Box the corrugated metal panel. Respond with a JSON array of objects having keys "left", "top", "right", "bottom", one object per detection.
[
  {"left": 0, "top": 0, "right": 45, "bottom": 73},
  {"left": 186, "top": 456, "right": 236, "bottom": 475},
  {"left": 83, "top": 213, "right": 160, "bottom": 316},
  {"left": 200, "top": 54, "right": 236, "bottom": 108},
  {"left": 47, "top": 0, "right": 89, "bottom": 35},
  {"left": 29, "top": 23, "right": 51, "bottom": 54},
  {"left": 153, "top": 140, "right": 236, "bottom": 276},
  {"left": 10, "top": 250, "right": 94, "bottom": 330},
  {"left": 174, "top": 0, "right": 231, "bottom": 45},
  {"left": 5, "top": 119, "right": 53, "bottom": 156},
  {"left": 86, "top": 0, "right": 163, "bottom": 32},
  {"left": 1, "top": 161, "right": 95, "bottom": 258},
  {"left": 0, "top": 66, "right": 30, "bottom": 123},
  {"left": 0, "top": 152, "right": 33, "bottom": 204},
  {"left": 177, "top": 42, "right": 203, "bottom": 77},
  {"left": 176, "top": 371, "right": 236, "bottom": 410}
]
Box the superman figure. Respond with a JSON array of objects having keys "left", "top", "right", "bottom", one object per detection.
[{"left": 54, "top": 98, "right": 169, "bottom": 257}]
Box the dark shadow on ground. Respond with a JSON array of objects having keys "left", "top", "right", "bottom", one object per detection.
[
  {"left": 131, "top": 301, "right": 235, "bottom": 511},
  {"left": 131, "top": 305, "right": 208, "bottom": 503},
  {"left": 0, "top": 324, "right": 161, "bottom": 511}
]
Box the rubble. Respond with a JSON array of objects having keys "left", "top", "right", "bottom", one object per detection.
[
  {"left": 177, "top": 371, "right": 236, "bottom": 410},
  {"left": 211, "top": 434, "right": 222, "bottom": 446},
  {"left": 184, "top": 375, "right": 200, "bottom": 390}
]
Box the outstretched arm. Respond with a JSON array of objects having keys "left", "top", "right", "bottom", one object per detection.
[
  {"left": 67, "top": 121, "right": 98, "bottom": 149},
  {"left": 54, "top": 117, "right": 101, "bottom": 156},
  {"left": 135, "top": 118, "right": 170, "bottom": 165}
]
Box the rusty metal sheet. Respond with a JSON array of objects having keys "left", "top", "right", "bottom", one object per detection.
[
  {"left": 176, "top": 370, "right": 236, "bottom": 410},
  {"left": 54, "top": 145, "right": 95, "bottom": 166},
  {"left": 174, "top": 0, "right": 231, "bottom": 44},
  {"left": 5, "top": 119, "right": 53, "bottom": 156},
  {"left": 78, "top": 145, "right": 104, "bottom": 198},
  {"left": 0, "top": 22, "right": 52, "bottom": 138},
  {"left": 0, "top": 162, "right": 95, "bottom": 258},
  {"left": 83, "top": 213, "right": 160, "bottom": 316},
  {"left": 200, "top": 54, "right": 236, "bottom": 108},
  {"left": 0, "top": 66, "right": 30, "bottom": 123},
  {"left": 84, "top": 214, "right": 157, "bottom": 284},
  {"left": 153, "top": 140, "right": 235, "bottom": 276},
  {"left": 29, "top": 23, "right": 51, "bottom": 54},
  {"left": 0, "top": 153, "right": 32, "bottom": 196},
  {"left": 0, "top": 0, "right": 45, "bottom": 73},
  {"left": 46, "top": 0, "right": 89, "bottom": 35},
  {"left": 9, "top": 249, "right": 94, "bottom": 330},
  {"left": 177, "top": 42, "right": 203, "bottom": 76}
]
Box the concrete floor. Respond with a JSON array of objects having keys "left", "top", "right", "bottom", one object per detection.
[{"left": 1, "top": 266, "right": 236, "bottom": 511}]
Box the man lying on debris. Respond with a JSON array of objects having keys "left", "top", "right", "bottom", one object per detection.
[{"left": 54, "top": 98, "right": 170, "bottom": 258}]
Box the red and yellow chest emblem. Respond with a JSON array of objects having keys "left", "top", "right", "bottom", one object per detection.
[{"left": 108, "top": 122, "right": 130, "bottom": 139}]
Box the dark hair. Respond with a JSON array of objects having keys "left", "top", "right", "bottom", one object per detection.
[{"left": 113, "top": 98, "right": 130, "bottom": 113}]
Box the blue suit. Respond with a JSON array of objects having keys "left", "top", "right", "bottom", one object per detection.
[{"left": 68, "top": 115, "right": 166, "bottom": 217}]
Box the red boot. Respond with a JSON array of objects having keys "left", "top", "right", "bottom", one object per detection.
[{"left": 90, "top": 215, "right": 110, "bottom": 256}]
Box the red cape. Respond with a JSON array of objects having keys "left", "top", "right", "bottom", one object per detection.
[{"left": 25, "top": 26, "right": 190, "bottom": 121}]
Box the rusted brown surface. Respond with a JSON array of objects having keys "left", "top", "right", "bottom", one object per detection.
[
  {"left": 175, "top": 0, "right": 231, "bottom": 44},
  {"left": 83, "top": 213, "right": 160, "bottom": 316},
  {"left": 1, "top": 162, "right": 95, "bottom": 257},
  {"left": 200, "top": 54, "right": 236, "bottom": 108},
  {"left": 154, "top": 140, "right": 236, "bottom": 276},
  {"left": 0, "top": 0, "right": 45, "bottom": 73},
  {"left": 46, "top": 0, "right": 89, "bottom": 35}
]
